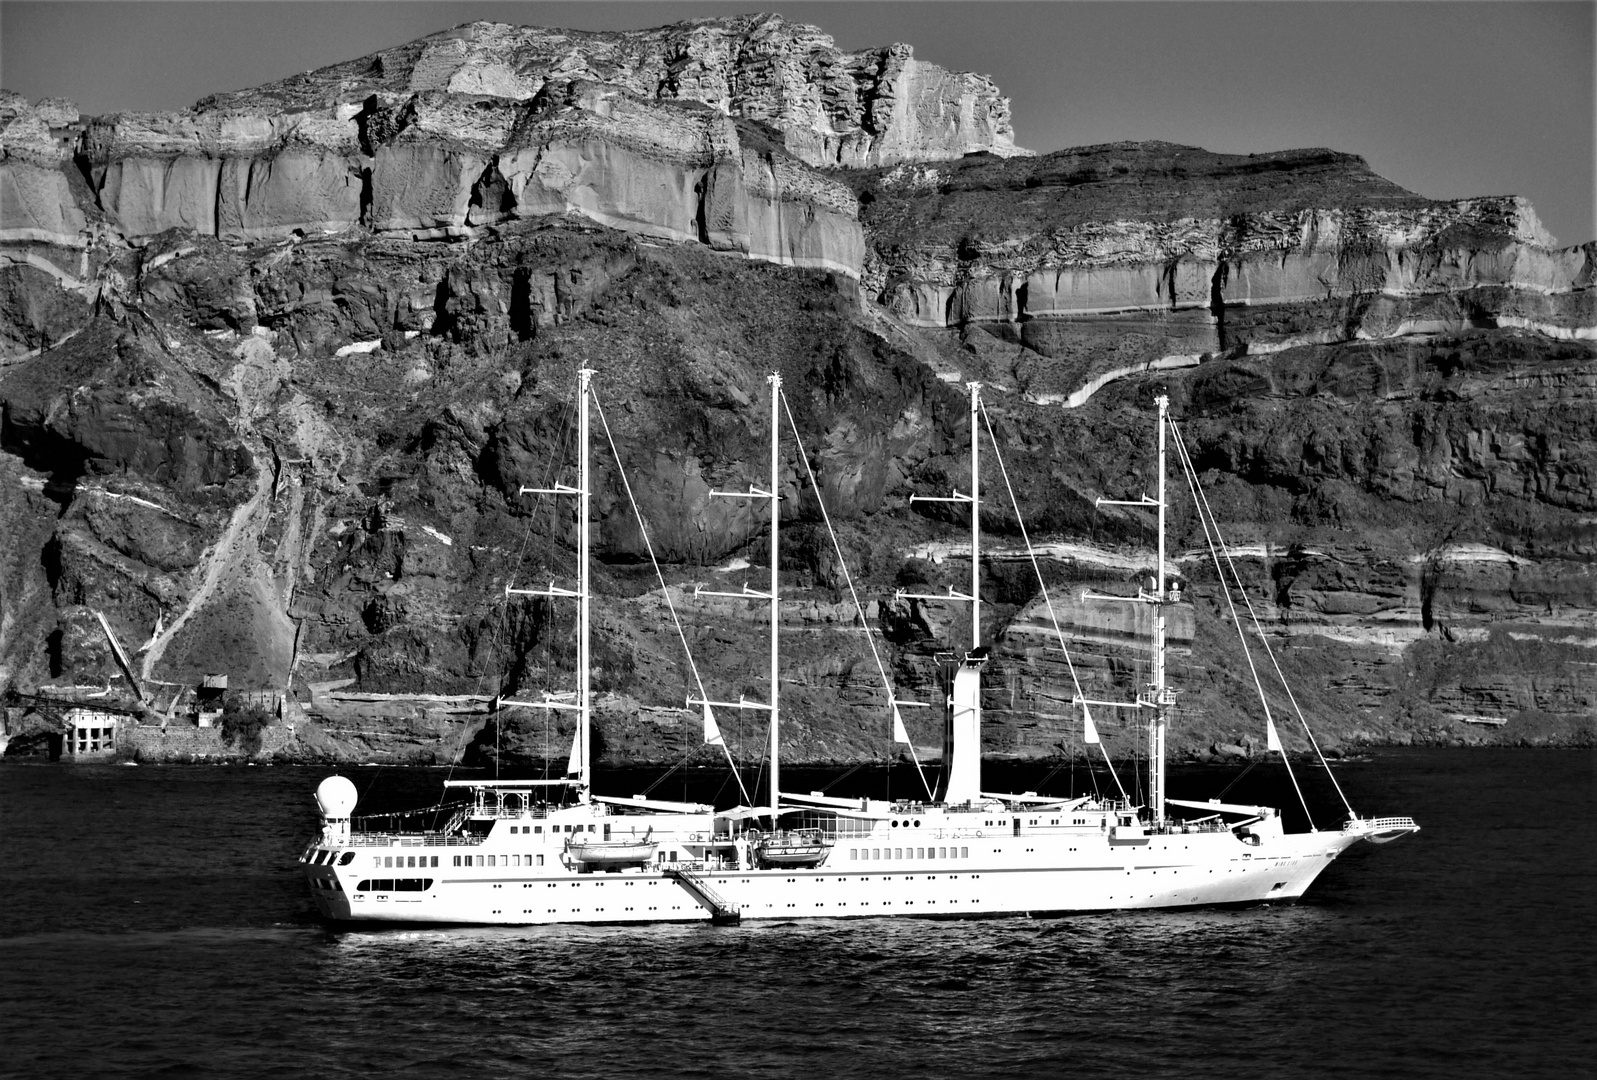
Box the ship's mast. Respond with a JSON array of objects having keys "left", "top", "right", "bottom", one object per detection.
[
  {"left": 767, "top": 371, "right": 781, "bottom": 819},
  {"left": 1090, "top": 393, "right": 1174, "bottom": 821},
  {"left": 504, "top": 368, "right": 596, "bottom": 802},
  {"left": 901, "top": 382, "right": 984, "bottom": 805},
  {"left": 577, "top": 367, "right": 593, "bottom": 799},
  {"left": 1151, "top": 393, "right": 1168, "bottom": 823},
  {"left": 694, "top": 372, "right": 783, "bottom": 819},
  {"left": 969, "top": 383, "right": 981, "bottom": 650}
]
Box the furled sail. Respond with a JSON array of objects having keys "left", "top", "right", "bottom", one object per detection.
[
  {"left": 703, "top": 702, "right": 725, "bottom": 747},
  {"left": 565, "top": 726, "right": 582, "bottom": 777},
  {"left": 892, "top": 704, "right": 910, "bottom": 744}
]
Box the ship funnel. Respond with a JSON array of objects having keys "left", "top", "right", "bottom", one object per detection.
[{"left": 941, "top": 652, "right": 986, "bottom": 805}]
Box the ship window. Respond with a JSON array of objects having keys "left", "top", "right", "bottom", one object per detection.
[
  {"left": 430, "top": 856, "right": 438, "bottom": 867},
  {"left": 488, "top": 855, "right": 496, "bottom": 867},
  {"left": 589, "top": 825, "right": 597, "bottom": 833},
  {"left": 894, "top": 848, "right": 901, "bottom": 859},
  {"left": 356, "top": 880, "right": 370, "bottom": 891},
  {"left": 871, "top": 849, "right": 879, "bottom": 860},
  {"left": 961, "top": 847, "right": 968, "bottom": 858},
  {"left": 405, "top": 856, "right": 413, "bottom": 868},
  {"left": 849, "top": 849, "right": 857, "bottom": 860},
  {"left": 475, "top": 855, "right": 484, "bottom": 867},
  {"left": 938, "top": 847, "right": 946, "bottom": 858},
  {"left": 537, "top": 855, "right": 544, "bottom": 866},
  {"left": 339, "top": 851, "right": 355, "bottom": 866},
  {"left": 452, "top": 856, "right": 461, "bottom": 866},
  {"left": 510, "top": 826, "right": 518, "bottom": 834},
  {"left": 512, "top": 855, "right": 520, "bottom": 867},
  {"left": 534, "top": 826, "right": 543, "bottom": 834},
  {"left": 384, "top": 856, "right": 393, "bottom": 868}
]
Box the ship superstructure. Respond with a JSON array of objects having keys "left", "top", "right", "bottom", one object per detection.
[{"left": 302, "top": 374, "right": 1417, "bottom": 926}]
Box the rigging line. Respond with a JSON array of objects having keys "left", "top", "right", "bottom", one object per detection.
[
  {"left": 639, "top": 739, "right": 711, "bottom": 798},
  {"left": 778, "top": 387, "right": 934, "bottom": 803},
  {"left": 1167, "top": 422, "right": 1314, "bottom": 829},
  {"left": 591, "top": 391, "right": 752, "bottom": 806},
  {"left": 1217, "top": 758, "right": 1260, "bottom": 801},
  {"left": 821, "top": 760, "right": 868, "bottom": 794},
  {"left": 1170, "top": 422, "right": 1355, "bottom": 821},
  {"left": 1169, "top": 421, "right": 1354, "bottom": 817},
  {"left": 977, "top": 400, "right": 1128, "bottom": 802}
]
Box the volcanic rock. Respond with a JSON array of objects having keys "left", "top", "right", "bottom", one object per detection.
[{"left": 0, "top": 15, "right": 1590, "bottom": 765}]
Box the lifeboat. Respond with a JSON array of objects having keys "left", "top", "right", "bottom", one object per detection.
[
  {"left": 567, "top": 838, "right": 657, "bottom": 867},
  {"left": 755, "top": 830, "right": 831, "bottom": 868}
]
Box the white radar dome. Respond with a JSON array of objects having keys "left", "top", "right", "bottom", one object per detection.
[{"left": 315, "top": 775, "right": 358, "bottom": 818}]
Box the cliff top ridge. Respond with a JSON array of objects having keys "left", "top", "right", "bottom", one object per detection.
[{"left": 170, "top": 12, "right": 1026, "bottom": 170}]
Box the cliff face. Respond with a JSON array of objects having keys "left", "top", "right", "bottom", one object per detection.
[
  {"left": 858, "top": 144, "right": 1594, "bottom": 354},
  {"left": 63, "top": 14, "right": 1023, "bottom": 278},
  {"left": 196, "top": 15, "right": 1025, "bottom": 170},
  {"left": 0, "top": 17, "right": 1591, "bottom": 766}
]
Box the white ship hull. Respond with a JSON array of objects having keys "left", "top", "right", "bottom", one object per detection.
[{"left": 303, "top": 812, "right": 1382, "bottom": 927}]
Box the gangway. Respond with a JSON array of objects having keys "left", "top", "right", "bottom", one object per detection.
[{"left": 663, "top": 866, "right": 741, "bottom": 924}]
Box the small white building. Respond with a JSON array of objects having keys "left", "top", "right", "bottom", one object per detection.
[{"left": 64, "top": 708, "right": 121, "bottom": 757}]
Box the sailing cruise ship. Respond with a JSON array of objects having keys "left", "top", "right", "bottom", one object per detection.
[{"left": 301, "top": 370, "right": 1418, "bottom": 925}]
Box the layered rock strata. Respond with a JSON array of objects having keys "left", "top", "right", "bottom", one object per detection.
[
  {"left": 859, "top": 145, "right": 1596, "bottom": 395},
  {"left": 0, "top": 18, "right": 1591, "bottom": 766},
  {"left": 78, "top": 82, "right": 863, "bottom": 276}
]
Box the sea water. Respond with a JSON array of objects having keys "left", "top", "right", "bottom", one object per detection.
[{"left": 1, "top": 749, "right": 1590, "bottom": 1079}]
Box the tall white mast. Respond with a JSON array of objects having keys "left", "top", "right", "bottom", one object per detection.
[
  {"left": 694, "top": 372, "right": 782, "bottom": 819},
  {"left": 1090, "top": 393, "right": 1174, "bottom": 820},
  {"left": 1152, "top": 394, "right": 1168, "bottom": 822},
  {"left": 504, "top": 368, "right": 596, "bottom": 802},
  {"left": 577, "top": 368, "right": 593, "bottom": 799},
  {"left": 901, "top": 381, "right": 984, "bottom": 805},
  {"left": 767, "top": 371, "right": 781, "bottom": 818},
  {"left": 969, "top": 383, "right": 981, "bottom": 650}
]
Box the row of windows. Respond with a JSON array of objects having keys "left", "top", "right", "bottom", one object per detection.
[
  {"left": 377, "top": 854, "right": 439, "bottom": 868},
  {"left": 508, "top": 824, "right": 596, "bottom": 834},
  {"left": 356, "top": 878, "right": 433, "bottom": 892},
  {"left": 365, "top": 852, "right": 557, "bottom": 870},
  {"left": 452, "top": 854, "right": 545, "bottom": 867},
  {"left": 849, "top": 846, "right": 969, "bottom": 861}
]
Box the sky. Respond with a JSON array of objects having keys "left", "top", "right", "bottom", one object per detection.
[{"left": 3, "top": 1, "right": 1592, "bottom": 245}]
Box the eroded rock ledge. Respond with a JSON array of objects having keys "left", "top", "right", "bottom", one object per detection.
[
  {"left": 859, "top": 144, "right": 1597, "bottom": 367},
  {"left": 22, "top": 14, "right": 1029, "bottom": 280}
]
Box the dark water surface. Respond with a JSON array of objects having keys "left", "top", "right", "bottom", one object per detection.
[{"left": 3, "top": 749, "right": 1591, "bottom": 1079}]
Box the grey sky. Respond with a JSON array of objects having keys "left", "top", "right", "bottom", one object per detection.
[{"left": 3, "top": 1, "right": 1591, "bottom": 245}]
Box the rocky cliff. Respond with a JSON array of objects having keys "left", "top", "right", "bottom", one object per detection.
[{"left": 0, "top": 16, "right": 1591, "bottom": 769}]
